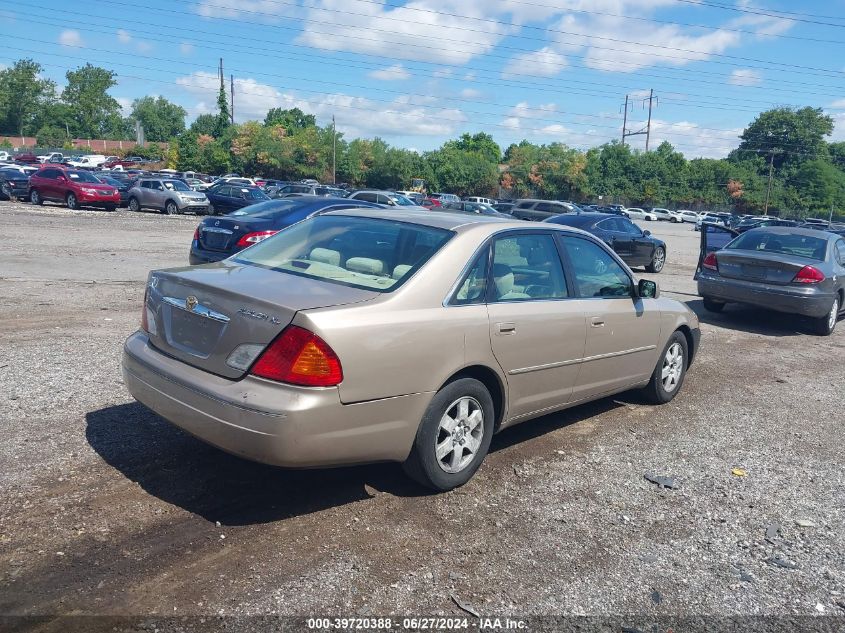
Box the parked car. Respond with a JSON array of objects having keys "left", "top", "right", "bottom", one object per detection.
[
  {"left": 428, "top": 192, "right": 460, "bottom": 203},
  {"left": 189, "top": 197, "right": 383, "bottom": 264},
  {"left": 545, "top": 212, "right": 667, "bottom": 273},
  {"left": 67, "top": 155, "right": 108, "bottom": 169},
  {"left": 678, "top": 210, "right": 700, "bottom": 223},
  {"left": 0, "top": 151, "right": 10, "bottom": 162},
  {"left": 695, "top": 212, "right": 726, "bottom": 231},
  {"left": 0, "top": 167, "right": 30, "bottom": 200},
  {"left": 697, "top": 227, "right": 845, "bottom": 335},
  {"left": 510, "top": 199, "right": 578, "bottom": 221},
  {"left": 346, "top": 190, "right": 423, "bottom": 208},
  {"left": 268, "top": 183, "right": 345, "bottom": 198},
  {"left": 421, "top": 197, "right": 442, "bottom": 209},
  {"left": 28, "top": 166, "right": 120, "bottom": 210},
  {"left": 464, "top": 196, "right": 495, "bottom": 205},
  {"left": 440, "top": 201, "right": 511, "bottom": 217},
  {"left": 94, "top": 173, "right": 133, "bottom": 207},
  {"left": 205, "top": 184, "right": 269, "bottom": 215},
  {"left": 123, "top": 208, "right": 700, "bottom": 491},
  {"left": 624, "top": 208, "right": 657, "bottom": 221},
  {"left": 127, "top": 178, "right": 208, "bottom": 215},
  {"left": 734, "top": 218, "right": 798, "bottom": 233},
  {"left": 14, "top": 152, "right": 39, "bottom": 164},
  {"left": 651, "top": 208, "right": 682, "bottom": 222},
  {"left": 492, "top": 202, "right": 514, "bottom": 214}
]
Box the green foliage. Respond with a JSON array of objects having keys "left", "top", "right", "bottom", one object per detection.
[
  {"left": 216, "top": 80, "right": 230, "bottom": 136},
  {"left": 189, "top": 114, "right": 219, "bottom": 137},
  {"left": 35, "top": 124, "right": 67, "bottom": 147},
  {"left": 124, "top": 144, "right": 164, "bottom": 160},
  {"left": 61, "top": 64, "right": 123, "bottom": 139},
  {"left": 736, "top": 106, "right": 833, "bottom": 169},
  {"left": 0, "top": 59, "right": 56, "bottom": 136},
  {"left": 264, "top": 107, "right": 316, "bottom": 131},
  {"left": 130, "top": 96, "right": 187, "bottom": 142}
]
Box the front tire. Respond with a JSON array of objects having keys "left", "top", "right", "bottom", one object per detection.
[
  {"left": 30, "top": 189, "right": 42, "bottom": 205},
  {"left": 1, "top": 183, "right": 11, "bottom": 200},
  {"left": 66, "top": 193, "right": 79, "bottom": 210},
  {"left": 812, "top": 297, "right": 839, "bottom": 336},
  {"left": 646, "top": 247, "right": 665, "bottom": 273},
  {"left": 164, "top": 200, "right": 178, "bottom": 215},
  {"left": 402, "top": 378, "right": 494, "bottom": 491},
  {"left": 128, "top": 197, "right": 140, "bottom": 212},
  {"left": 642, "top": 332, "right": 688, "bottom": 404},
  {"left": 702, "top": 297, "right": 725, "bottom": 313}
]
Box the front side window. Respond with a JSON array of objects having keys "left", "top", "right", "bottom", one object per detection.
[
  {"left": 234, "top": 216, "right": 453, "bottom": 292},
  {"left": 560, "top": 236, "right": 633, "bottom": 298},
  {"left": 620, "top": 218, "right": 642, "bottom": 235},
  {"left": 491, "top": 234, "right": 568, "bottom": 301}
]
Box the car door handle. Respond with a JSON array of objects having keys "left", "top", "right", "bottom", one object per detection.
[
  {"left": 590, "top": 317, "right": 605, "bottom": 327},
  {"left": 497, "top": 322, "right": 516, "bottom": 334}
]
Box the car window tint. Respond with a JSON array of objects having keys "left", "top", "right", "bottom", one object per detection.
[
  {"left": 727, "top": 232, "right": 828, "bottom": 261},
  {"left": 451, "top": 247, "right": 489, "bottom": 305},
  {"left": 834, "top": 240, "right": 845, "bottom": 265},
  {"left": 356, "top": 192, "right": 378, "bottom": 203},
  {"left": 597, "top": 218, "right": 619, "bottom": 232},
  {"left": 621, "top": 218, "right": 641, "bottom": 235},
  {"left": 491, "top": 234, "right": 568, "bottom": 301},
  {"left": 560, "top": 236, "right": 633, "bottom": 298},
  {"left": 516, "top": 201, "right": 533, "bottom": 209}
]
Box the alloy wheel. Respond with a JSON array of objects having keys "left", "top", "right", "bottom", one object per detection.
[
  {"left": 661, "top": 342, "right": 684, "bottom": 392},
  {"left": 435, "top": 396, "right": 484, "bottom": 474},
  {"left": 829, "top": 299, "right": 839, "bottom": 331},
  {"left": 652, "top": 248, "right": 665, "bottom": 272}
]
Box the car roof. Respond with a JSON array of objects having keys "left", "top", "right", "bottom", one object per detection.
[{"left": 546, "top": 212, "right": 613, "bottom": 225}]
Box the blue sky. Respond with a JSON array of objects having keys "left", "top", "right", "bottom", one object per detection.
[{"left": 2, "top": 0, "right": 845, "bottom": 157}]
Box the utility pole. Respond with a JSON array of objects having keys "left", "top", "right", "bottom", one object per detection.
[
  {"left": 645, "top": 88, "right": 656, "bottom": 151},
  {"left": 763, "top": 150, "right": 775, "bottom": 216},
  {"left": 332, "top": 115, "right": 336, "bottom": 185},
  {"left": 620, "top": 90, "right": 656, "bottom": 149},
  {"left": 620, "top": 94, "right": 629, "bottom": 146},
  {"left": 230, "top": 74, "right": 234, "bottom": 125}
]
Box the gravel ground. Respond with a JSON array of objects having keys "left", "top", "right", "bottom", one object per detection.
[{"left": 0, "top": 201, "right": 843, "bottom": 630}]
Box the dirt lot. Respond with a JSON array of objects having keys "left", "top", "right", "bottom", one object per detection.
[{"left": 1, "top": 202, "right": 843, "bottom": 629}]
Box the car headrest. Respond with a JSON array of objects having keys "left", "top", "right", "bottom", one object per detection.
[
  {"left": 392, "top": 264, "right": 412, "bottom": 280},
  {"left": 492, "top": 263, "right": 514, "bottom": 297},
  {"left": 346, "top": 257, "right": 385, "bottom": 276},
  {"left": 310, "top": 247, "right": 341, "bottom": 267}
]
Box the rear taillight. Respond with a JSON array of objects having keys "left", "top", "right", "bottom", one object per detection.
[
  {"left": 250, "top": 326, "right": 343, "bottom": 386},
  {"left": 141, "top": 286, "right": 149, "bottom": 332},
  {"left": 193, "top": 226, "right": 200, "bottom": 241},
  {"left": 702, "top": 252, "right": 718, "bottom": 271},
  {"left": 793, "top": 265, "right": 825, "bottom": 284},
  {"left": 236, "top": 230, "right": 279, "bottom": 248}
]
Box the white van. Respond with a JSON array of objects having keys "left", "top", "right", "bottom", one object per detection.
[{"left": 464, "top": 196, "right": 495, "bottom": 205}]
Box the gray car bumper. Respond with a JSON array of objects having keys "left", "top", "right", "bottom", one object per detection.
[{"left": 698, "top": 274, "right": 834, "bottom": 318}]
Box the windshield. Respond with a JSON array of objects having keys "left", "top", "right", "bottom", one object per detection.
[
  {"left": 726, "top": 231, "right": 828, "bottom": 261},
  {"left": 234, "top": 216, "right": 453, "bottom": 292},
  {"left": 95, "top": 176, "right": 121, "bottom": 186},
  {"left": 229, "top": 200, "right": 298, "bottom": 217},
  {"left": 163, "top": 180, "right": 191, "bottom": 191},
  {"left": 388, "top": 194, "right": 415, "bottom": 206},
  {"left": 67, "top": 171, "right": 99, "bottom": 183}
]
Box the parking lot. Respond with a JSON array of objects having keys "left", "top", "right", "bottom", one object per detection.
[{"left": 1, "top": 202, "right": 844, "bottom": 625}]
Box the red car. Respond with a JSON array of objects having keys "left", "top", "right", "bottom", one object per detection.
[
  {"left": 28, "top": 166, "right": 120, "bottom": 211},
  {"left": 420, "top": 197, "right": 442, "bottom": 209}
]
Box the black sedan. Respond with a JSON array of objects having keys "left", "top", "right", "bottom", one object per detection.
[
  {"left": 189, "top": 197, "right": 382, "bottom": 264},
  {"left": 735, "top": 218, "right": 798, "bottom": 233},
  {"left": 697, "top": 227, "right": 845, "bottom": 335},
  {"left": 544, "top": 212, "right": 667, "bottom": 273},
  {"left": 0, "top": 168, "right": 30, "bottom": 200},
  {"left": 205, "top": 184, "right": 269, "bottom": 215},
  {"left": 94, "top": 173, "right": 134, "bottom": 207}
]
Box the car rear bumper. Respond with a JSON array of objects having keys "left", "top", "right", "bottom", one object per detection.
[
  {"left": 122, "top": 331, "right": 428, "bottom": 468},
  {"left": 698, "top": 274, "right": 834, "bottom": 318},
  {"left": 188, "top": 242, "right": 231, "bottom": 264}
]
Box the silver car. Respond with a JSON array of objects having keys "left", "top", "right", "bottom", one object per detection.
[
  {"left": 128, "top": 179, "right": 209, "bottom": 215},
  {"left": 123, "top": 209, "right": 701, "bottom": 491}
]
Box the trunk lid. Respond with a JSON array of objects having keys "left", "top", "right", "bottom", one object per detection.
[
  {"left": 145, "top": 261, "right": 378, "bottom": 379},
  {"left": 715, "top": 250, "right": 811, "bottom": 285},
  {"left": 197, "top": 216, "right": 275, "bottom": 253}
]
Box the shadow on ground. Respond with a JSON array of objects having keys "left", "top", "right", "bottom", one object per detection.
[
  {"left": 86, "top": 394, "right": 628, "bottom": 526},
  {"left": 686, "top": 298, "right": 816, "bottom": 337}
]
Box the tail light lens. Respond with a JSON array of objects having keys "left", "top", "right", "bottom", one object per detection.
[
  {"left": 250, "top": 326, "right": 343, "bottom": 387},
  {"left": 236, "top": 230, "right": 279, "bottom": 248},
  {"left": 793, "top": 265, "right": 825, "bottom": 284},
  {"left": 193, "top": 226, "right": 200, "bottom": 241},
  {"left": 141, "top": 286, "right": 149, "bottom": 332},
  {"left": 702, "top": 252, "right": 718, "bottom": 271}
]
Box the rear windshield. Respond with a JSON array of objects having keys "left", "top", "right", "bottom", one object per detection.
[
  {"left": 229, "top": 200, "right": 298, "bottom": 217},
  {"left": 726, "top": 232, "right": 828, "bottom": 261},
  {"left": 234, "top": 216, "right": 453, "bottom": 292}
]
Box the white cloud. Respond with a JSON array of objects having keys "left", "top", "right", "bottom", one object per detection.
[
  {"left": 116, "top": 29, "right": 131, "bottom": 44},
  {"left": 830, "top": 113, "right": 845, "bottom": 142},
  {"left": 115, "top": 29, "right": 153, "bottom": 53},
  {"left": 194, "top": 0, "right": 287, "bottom": 19},
  {"left": 460, "top": 88, "right": 482, "bottom": 99},
  {"left": 645, "top": 119, "right": 744, "bottom": 158},
  {"left": 116, "top": 97, "right": 133, "bottom": 117},
  {"left": 176, "top": 71, "right": 466, "bottom": 137},
  {"left": 368, "top": 64, "right": 410, "bottom": 81},
  {"left": 729, "top": 69, "right": 763, "bottom": 87},
  {"left": 502, "top": 46, "right": 567, "bottom": 78},
  {"left": 180, "top": 42, "right": 194, "bottom": 55},
  {"left": 433, "top": 68, "right": 453, "bottom": 79},
  {"left": 58, "top": 30, "right": 83, "bottom": 47}
]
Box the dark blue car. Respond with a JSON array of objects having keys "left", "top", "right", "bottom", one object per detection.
[
  {"left": 189, "top": 197, "right": 382, "bottom": 264},
  {"left": 544, "top": 212, "right": 667, "bottom": 273},
  {"left": 205, "top": 184, "right": 269, "bottom": 215}
]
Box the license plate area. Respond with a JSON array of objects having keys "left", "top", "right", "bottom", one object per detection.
[
  {"left": 164, "top": 306, "right": 226, "bottom": 358},
  {"left": 741, "top": 264, "right": 767, "bottom": 280}
]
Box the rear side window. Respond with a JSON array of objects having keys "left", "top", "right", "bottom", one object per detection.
[
  {"left": 726, "top": 232, "right": 828, "bottom": 261},
  {"left": 234, "top": 216, "right": 453, "bottom": 292},
  {"left": 835, "top": 240, "right": 845, "bottom": 265},
  {"left": 516, "top": 201, "right": 534, "bottom": 209},
  {"left": 355, "top": 192, "right": 379, "bottom": 203},
  {"left": 560, "top": 236, "right": 633, "bottom": 298}
]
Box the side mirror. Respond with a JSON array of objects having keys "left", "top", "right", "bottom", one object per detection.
[
  {"left": 643, "top": 229, "right": 651, "bottom": 236},
  {"left": 638, "top": 279, "right": 659, "bottom": 299},
  {"left": 57, "top": 174, "right": 67, "bottom": 182}
]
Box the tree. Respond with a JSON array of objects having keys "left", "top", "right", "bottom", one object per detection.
[
  {"left": 61, "top": 64, "right": 123, "bottom": 138},
  {"left": 0, "top": 59, "right": 56, "bottom": 136},
  {"left": 736, "top": 107, "right": 833, "bottom": 170},
  {"left": 790, "top": 160, "right": 845, "bottom": 212},
  {"left": 35, "top": 124, "right": 67, "bottom": 147},
  {"left": 189, "top": 113, "right": 219, "bottom": 137},
  {"left": 130, "top": 96, "right": 186, "bottom": 142},
  {"left": 264, "top": 107, "right": 316, "bottom": 131},
  {"left": 216, "top": 76, "right": 230, "bottom": 136},
  {"left": 445, "top": 132, "right": 501, "bottom": 164}
]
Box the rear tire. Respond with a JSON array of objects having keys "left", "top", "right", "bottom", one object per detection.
[
  {"left": 66, "top": 193, "right": 79, "bottom": 210},
  {"left": 30, "top": 189, "right": 42, "bottom": 205},
  {"left": 645, "top": 247, "right": 665, "bottom": 273},
  {"left": 812, "top": 297, "right": 839, "bottom": 336},
  {"left": 402, "top": 378, "right": 494, "bottom": 491},
  {"left": 642, "top": 331, "right": 688, "bottom": 404},
  {"left": 702, "top": 297, "right": 725, "bottom": 313},
  {"left": 128, "top": 197, "right": 140, "bottom": 212}
]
